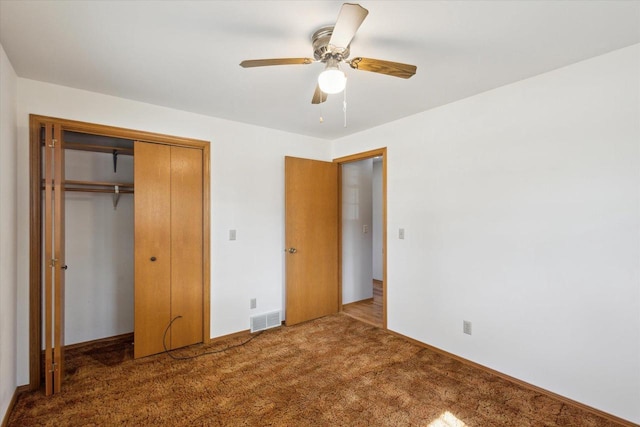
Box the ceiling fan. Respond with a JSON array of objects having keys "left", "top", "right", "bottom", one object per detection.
[{"left": 239, "top": 3, "right": 417, "bottom": 104}]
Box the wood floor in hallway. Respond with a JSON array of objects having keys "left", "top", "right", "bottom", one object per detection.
[{"left": 342, "top": 279, "right": 383, "bottom": 328}]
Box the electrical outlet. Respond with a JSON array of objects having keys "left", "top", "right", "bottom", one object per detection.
[
  {"left": 463, "top": 320, "right": 472, "bottom": 335},
  {"left": 399, "top": 228, "right": 405, "bottom": 239},
  {"left": 250, "top": 298, "right": 257, "bottom": 309},
  {"left": 229, "top": 229, "right": 236, "bottom": 241}
]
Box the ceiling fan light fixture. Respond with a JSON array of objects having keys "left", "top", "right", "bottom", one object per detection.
[
  {"left": 318, "top": 59, "right": 346, "bottom": 94},
  {"left": 239, "top": 3, "right": 416, "bottom": 105}
]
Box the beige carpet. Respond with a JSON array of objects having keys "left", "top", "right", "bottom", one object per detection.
[{"left": 8, "top": 314, "right": 623, "bottom": 426}]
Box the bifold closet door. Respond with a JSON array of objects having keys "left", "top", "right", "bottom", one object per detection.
[
  {"left": 134, "top": 142, "right": 203, "bottom": 358},
  {"left": 43, "top": 123, "right": 66, "bottom": 395},
  {"left": 169, "top": 147, "right": 203, "bottom": 349},
  {"left": 134, "top": 142, "right": 171, "bottom": 358}
]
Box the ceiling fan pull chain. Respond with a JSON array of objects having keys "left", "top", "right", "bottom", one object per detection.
[
  {"left": 319, "top": 102, "right": 324, "bottom": 123},
  {"left": 343, "top": 83, "right": 348, "bottom": 128}
]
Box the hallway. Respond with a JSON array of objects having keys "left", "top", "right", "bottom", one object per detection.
[{"left": 342, "top": 280, "right": 382, "bottom": 328}]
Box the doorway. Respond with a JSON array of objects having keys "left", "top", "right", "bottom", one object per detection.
[
  {"left": 335, "top": 148, "right": 387, "bottom": 329},
  {"left": 283, "top": 149, "right": 386, "bottom": 328}
]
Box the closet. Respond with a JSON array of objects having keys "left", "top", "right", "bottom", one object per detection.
[{"left": 30, "top": 116, "right": 210, "bottom": 395}]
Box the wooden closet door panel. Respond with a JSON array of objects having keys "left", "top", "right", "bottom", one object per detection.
[
  {"left": 52, "top": 123, "right": 65, "bottom": 393},
  {"left": 170, "top": 146, "right": 203, "bottom": 349},
  {"left": 43, "top": 124, "right": 54, "bottom": 395},
  {"left": 134, "top": 141, "right": 172, "bottom": 358},
  {"left": 43, "top": 123, "right": 66, "bottom": 394}
]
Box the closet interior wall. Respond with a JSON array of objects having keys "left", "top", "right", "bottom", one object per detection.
[{"left": 60, "top": 144, "right": 134, "bottom": 345}]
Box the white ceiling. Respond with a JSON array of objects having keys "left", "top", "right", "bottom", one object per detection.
[{"left": 1, "top": 1, "right": 639, "bottom": 140}]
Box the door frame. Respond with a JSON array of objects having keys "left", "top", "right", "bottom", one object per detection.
[
  {"left": 334, "top": 148, "right": 387, "bottom": 329},
  {"left": 28, "top": 115, "right": 211, "bottom": 390}
]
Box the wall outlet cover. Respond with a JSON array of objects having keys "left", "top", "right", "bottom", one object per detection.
[{"left": 463, "top": 320, "right": 472, "bottom": 335}]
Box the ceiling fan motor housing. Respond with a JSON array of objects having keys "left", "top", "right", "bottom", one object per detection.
[{"left": 312, "top": 26, "right": 350, "bottom": 62}]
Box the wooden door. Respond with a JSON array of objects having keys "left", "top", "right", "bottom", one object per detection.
[
  {"left": 285, "top": 157, "right": 339, "bottom": 325},
  {"left": 134, "top": 142, "right": 203, "bottom": 358},
  {"left": 134, "top": 142, "right": 172, "bottom": 358},
  {"left": 43, "top": 123, "right": 65, "bottom": 395},
  {"left": 170, "top": 146, "right": 203, "bottom": 349}
]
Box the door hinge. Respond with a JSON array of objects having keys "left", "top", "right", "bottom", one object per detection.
[
  {"left": 48, "top": 138, "right": 57, "bottom": 148},
  {"left": 49, "top": 362, "right": 57, "bottom": 373},
  {"left": 49, "top": 258, "right": 58, "bottom": 268}
]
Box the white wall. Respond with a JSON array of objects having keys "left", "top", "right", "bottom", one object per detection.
[
  {"left": 372, "top": 160, "right": 383, "bottom": 281},
  {"left": 62, "top": 150, "right": 134, "bottom": 345},
  {"left": 15, "top": 78, "right": 332, "bottom": 385},
  {"left": 332, "top": 44, "right": 640, "bottom": 423},
  {"left": 342, "top": 159, "right": 373, "bottom": 304},
  {"left": 0, "top": 43, "right": 18, "bottom": 421}
]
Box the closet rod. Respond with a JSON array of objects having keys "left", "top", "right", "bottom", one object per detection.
[
  {"left": 41, "top": 186, "right": 134, "bottom": 194},
  {"left": 65, "top": 180, "right": 133, "bottom": 188},
  {"left": 65, "top": 188, "right": 134, "bottom": 194},
  {"left": 42, "top": 179, "right": 134, "bottom": 188},
  {"left": 41, "top": 180, "right": 135, "bottom": 195}
]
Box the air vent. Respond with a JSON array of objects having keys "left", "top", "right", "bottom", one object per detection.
[
  {"left": 250, "top": 311, "right": 281, "bottom": 333},
  {"left": 266, "top": 311, "right": 280, "bottom": 328}
]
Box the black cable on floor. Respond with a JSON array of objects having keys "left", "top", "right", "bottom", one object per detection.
[{"left": 162, "top": 315, "right": 263, "bottom": 360}]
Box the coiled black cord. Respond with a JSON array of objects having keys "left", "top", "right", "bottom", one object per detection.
[{"left": 162, "top": 315, "right": 263, "bottom": 360}]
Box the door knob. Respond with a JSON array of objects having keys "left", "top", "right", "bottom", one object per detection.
[
  {"left": 150, "top": 256, "right": 157, "bottom": 262},
  {"left": 288, "top": 247, "right": 297, "bottom": 254},
  {"left": 61, "top": 265, "right": 68, "bottom": 270}
]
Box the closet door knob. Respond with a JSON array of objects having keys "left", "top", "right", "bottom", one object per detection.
[
  {"left": 61, "top": 265, "right": 68, "bottom": 270},
  {"left": 150, "top": 256, "right": 157, "bottom": 262}
]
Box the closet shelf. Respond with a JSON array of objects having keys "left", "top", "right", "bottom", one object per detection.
[{"left": 61, "top": 143, "right": 134, "bottom": 156}]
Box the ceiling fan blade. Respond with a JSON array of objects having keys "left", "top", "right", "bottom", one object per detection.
[
  {"left": 328, "top": 3, "right": 369, "bottom": 51},
  {"left": 239, "top": 58, "right": 314, "bottom": 68},
  {"left": 312, "top": 84, "right": 327, "bottom": 104},
  {"left": 349, "top": 57, "right": 417, "bottom": 79}
]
